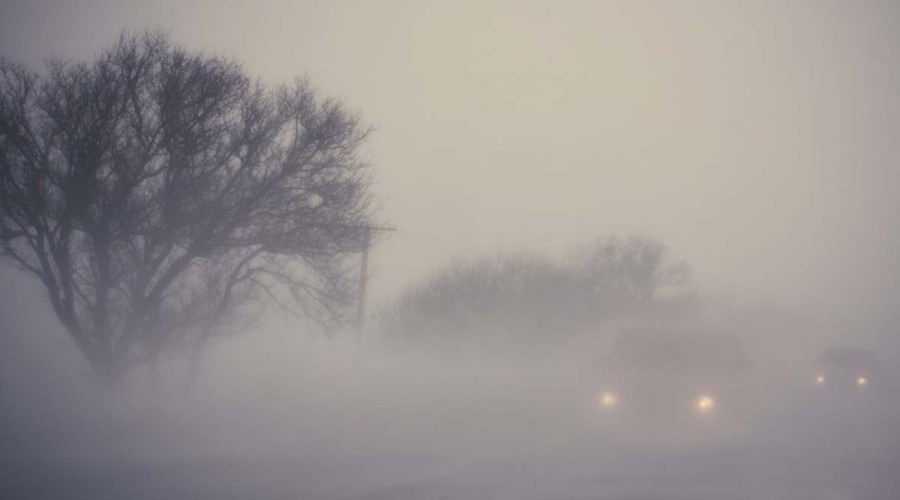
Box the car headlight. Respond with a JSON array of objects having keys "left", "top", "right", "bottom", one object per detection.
[
  {"left": 695, "top": 394, "right": 716, "bottom": 414},
  {"left": 597, "top": 391, "right": 618, "bottom": 409}
]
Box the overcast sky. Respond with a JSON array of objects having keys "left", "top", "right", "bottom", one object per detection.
[{"left": 2, "top": 0, "right": 899, "bottom": 326}]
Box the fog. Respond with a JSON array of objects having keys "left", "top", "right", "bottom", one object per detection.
[{"left": 2, "top": 1, "right": 900, "bottom": 499}]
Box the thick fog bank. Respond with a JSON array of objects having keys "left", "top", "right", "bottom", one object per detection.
[{"left": 4, "top": 266, "right": 900, "bottom": 500}]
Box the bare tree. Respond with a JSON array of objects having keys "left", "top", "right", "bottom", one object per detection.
[
  {"left": 572, "top": 235, "right": 689, "bottom": 307},
  {"left": 0, "top": 32, "right": 376, "bottom": 382},
  {"left": 379, "top": 236, "right": 690, "bottom": 349},
  {"left": 379, "top": 253, "right": 570, "bottom": 349}
]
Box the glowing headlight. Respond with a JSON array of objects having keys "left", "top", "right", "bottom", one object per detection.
[
  {"left": 695, "top": 395, "right": 716, "bottom": 414},
  {"left": 598, "top": 391, "right": 618, "bottom": 409},
  {"left": 857, "top": 376, "right": 867, "bottom": 387},
  {"left": 816, "top": 375, "right": 826, "bottom": 385}
]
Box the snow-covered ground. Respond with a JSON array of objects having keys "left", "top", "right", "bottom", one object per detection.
[{"left": 4, "top": 434, "right": 899, "bottom": 500}]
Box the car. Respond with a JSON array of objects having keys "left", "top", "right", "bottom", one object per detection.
[
  {"left": 771, "top": 346, "right": 895, "bottom": 449},
  {"left": 588, "top": 326, "right": 754, "bottom": 443},
  {"left": 813, "top": 347, "right": 881, "bottom": 392}
]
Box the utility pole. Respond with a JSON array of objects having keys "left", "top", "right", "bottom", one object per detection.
[{"left": 355, "top": 225, "right": 396, "bottom": 337}]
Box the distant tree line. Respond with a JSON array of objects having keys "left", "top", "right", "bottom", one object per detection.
[{"left": 379, "top": 236, "right": 693, "bottom": 350}]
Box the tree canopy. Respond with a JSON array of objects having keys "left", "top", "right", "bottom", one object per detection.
[
  {"left": 379, "top": 236, "right": 691, "bottom": 350},
  {"left": 0, "top": 32, "right": 377, "bottom": 380}
]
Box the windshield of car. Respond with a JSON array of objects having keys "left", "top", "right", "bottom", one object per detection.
[
  {"left": 608, "top": 329, "right": 749, "bottom": 376},
  {"left": 820, "top": 348, "right": 881, "bottom": 371}
]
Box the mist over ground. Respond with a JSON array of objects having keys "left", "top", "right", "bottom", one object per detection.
[
  {"left": 2, "top": 1, "right": 900, "bottom": 499},
  {"left": 4, "top": 261, "right": 900, "bottom": 499}
]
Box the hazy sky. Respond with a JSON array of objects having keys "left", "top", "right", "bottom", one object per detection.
[{"left": 2, "top": 0, "right": 899, "bottom": 324}]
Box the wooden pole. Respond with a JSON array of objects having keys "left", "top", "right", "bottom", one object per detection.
[{"left": 355, "top": 226, "right": 371, "bottom": 337}]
